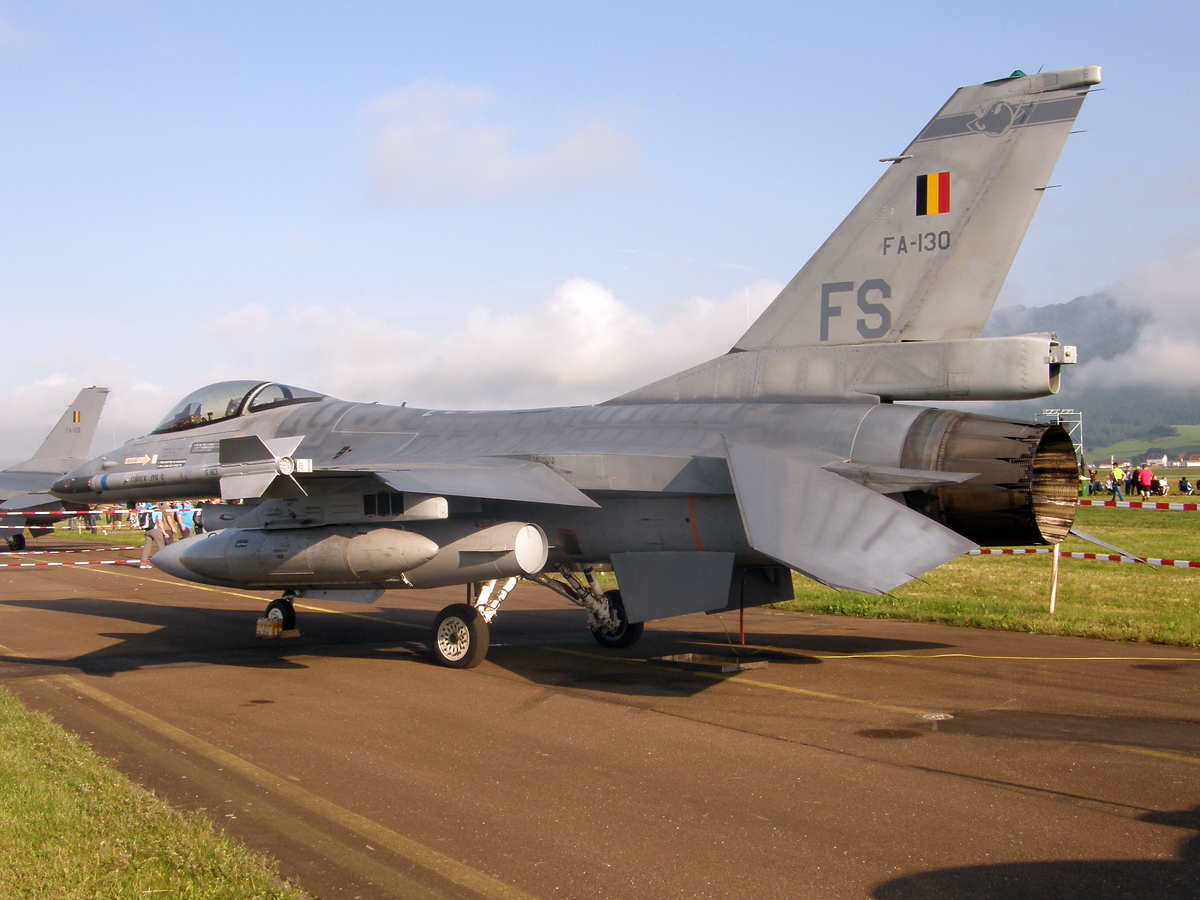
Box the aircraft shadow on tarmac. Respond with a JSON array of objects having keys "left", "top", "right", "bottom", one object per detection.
[
  {"left": 0, "top": 595, "right": 950, "bottom": 700},
  {"left": 482, "top": 626, "right": 954, "bottom": 698},
  {"left": 0, "top": 595, "right": 433, "bottom": 677},
  {"left": 871, "top": 804, "right": 1200, "bottom": 900}
]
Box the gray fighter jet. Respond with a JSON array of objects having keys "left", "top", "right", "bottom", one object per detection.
[
  {"left": 54, "top": 67, "right": 1099, "bottom": 666},
  {"left": 2, "top": 386, "right": 109, "bottom": 549}
]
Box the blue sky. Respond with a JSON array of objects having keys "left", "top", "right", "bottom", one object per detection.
[{"left": 1, "top": 1, "right": 1198, "bottom": 462}]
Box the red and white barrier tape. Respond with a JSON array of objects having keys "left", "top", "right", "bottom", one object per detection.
[
  {"left": 0, "top": 510, "right": 101, "bottom": 517},
  {"left": 0, "top": 559, "right": 143, "bottom": 569},
  {"left": 0, "top": 546, "right": 139, "bottom": 556},
  {"left": 1078, "top": 500, "right": 1200, "bottom": 511},
  {"left": 970, "top": 548, "right": 1200, "bottom": 568}
]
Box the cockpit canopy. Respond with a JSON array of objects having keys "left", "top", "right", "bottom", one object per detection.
[{"left": 151, "top": 381, "right": 326, "bottom": 434}]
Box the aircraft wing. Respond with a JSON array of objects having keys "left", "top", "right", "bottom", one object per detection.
[
  {"left": 725, "top": 439, "right": 977, "bottom": 594},
  {"left": 333, "top": 458, "right": 601, "bottom": 508},
  {"left": 0, "top": 493, "right": 63, "bottom": 512}
]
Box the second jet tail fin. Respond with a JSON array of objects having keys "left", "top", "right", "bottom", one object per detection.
[{"left": 5, "top": 387, "right": 110, "bottom": 474}]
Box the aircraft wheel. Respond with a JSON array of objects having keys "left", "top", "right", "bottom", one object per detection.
[
  {"left": 265, "top": 598, "right": 296, "bottom": 631},
  {"left": 432, "top": 603, "right": 489, "bottom": 668},
  {"left": 7, "top": 534, "right": 25, "bottom": 551},
  {"left": 591, "top": 590, "right": 644, "bottom": 649}
]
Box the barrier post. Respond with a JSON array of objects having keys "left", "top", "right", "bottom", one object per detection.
[{"left": 1049, "top": 542, "right": 1061, "bottom": 614}]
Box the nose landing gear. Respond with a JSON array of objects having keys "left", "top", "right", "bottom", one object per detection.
[{"left": 264, "top": 592, "right": 297, "bottom": 631}]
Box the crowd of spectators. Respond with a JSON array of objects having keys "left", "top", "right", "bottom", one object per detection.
[{"left": 1083, "top": 465, "right": 1192, "bottom": 498}]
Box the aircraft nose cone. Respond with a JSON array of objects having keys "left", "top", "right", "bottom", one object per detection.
[
  {"left": 150, "top": 536, "right": 194, "bottom": 580},
  {"left": 51, "top": 475, "right": 91, "bottom": 495}
]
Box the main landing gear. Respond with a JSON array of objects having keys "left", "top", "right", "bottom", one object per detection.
[
  {"left": 427, "top": 568, "right": 645, "bottom": 669},
  {"left": 531, "top": 566, "right": 644, "bottom": 650},
  {"left": 590, "top": 589, "right": 643, "bottom": 649},
  {"left": 431, "top": 577, "right": 518, "bottom": 668},
  {"left": 6, "top": 533, "right": 25, "bottom": 551},
  {"left": 264, "top": 592, "right": 297, "bottom": 631}
]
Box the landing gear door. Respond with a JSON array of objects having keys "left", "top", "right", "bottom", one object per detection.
[{"left": 610, "top": 551, "right": 735, "bottom": 624}]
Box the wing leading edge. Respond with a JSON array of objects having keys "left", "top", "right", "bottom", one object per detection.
[{"left": 365, "top": 458, "right": 600, "bottom": 508}]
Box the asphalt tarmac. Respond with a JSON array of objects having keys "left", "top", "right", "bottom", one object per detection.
[{"left": 1, "top": 540, "right": 1199, "bottom": 899}]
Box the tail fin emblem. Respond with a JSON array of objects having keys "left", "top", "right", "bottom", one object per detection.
[
  {"left": 71, "top": 411, "right": 81, "bottom": 423},
  {"left": 916, "top": 172, "right": 950, "bottom": 216},
  {"left": 967, "top": 101, "right": 1030, "bottom": 136}
]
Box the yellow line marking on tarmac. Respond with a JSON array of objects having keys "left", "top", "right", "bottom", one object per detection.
[
  {"left": 40, "top": 683, "right": 532, "bottom": 895},
  {"left": 0, "top": 637, "right": 536, "bottom": 899},
  {"left": 812, "top": 653, "right": 1200, "bottom": 662},
  {"left": 540, "top": 646, "right": 933, "bottom": 716},
  {"left": 58, "top": 678, "right": 540, "bottom": 900},
  {"left": 36, "top": 679, "right": 453, "bottom": 900},
  {"left": 1106, "top": 745, "right": 1200, "bottom": 766},
  {"left": 542, "top": 647, "right": 1200, "bottom": 760},
  {"left": 85, "top": 565, "right": 426, "bottom": 633},
  {"left": 88, "top": 564, "right": 272, "bottom": 603},
  {"left": 684, "top": 640, "right": 1200, "bottom": 663},
  {"left": 708, "top": 672, "right": 932, "bottom": 716}
]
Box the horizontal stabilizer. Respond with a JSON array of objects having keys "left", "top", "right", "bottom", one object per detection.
[
  {"left": 726, "top": 439, "right": 976, "bottom": 593},
  {"left": 365, "top": 458, "right": 600, "bottom": 508},
  {"left": 823, "top": 462, "right": 977, "bottom": 494},
  {"left": 0, "top": 494, "right": 62, "bottom": 512}
]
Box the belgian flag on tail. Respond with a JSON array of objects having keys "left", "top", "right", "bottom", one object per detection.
[
  {"left": 916, "top": 172, "right": 950, "bottom": 216},
  {"left": 71, "top": 411, "right": 81, "bottom": 424}
]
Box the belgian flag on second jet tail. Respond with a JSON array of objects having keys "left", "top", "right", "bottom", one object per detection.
[{"left": 915, "top": 172, "right": 950, "bottom": 216}]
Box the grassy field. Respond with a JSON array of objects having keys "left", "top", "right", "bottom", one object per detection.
[
  {"left": 42, "top": 525, "right": 145, "bottom": 546},
  {"left": 778, "top": 506, "right": 1200, "bottom": 647},
  {"left": 1088, "top": 424, "right": 1200, "bottom": 464},
  {"left": 0, "top": 686, "right": 305, "bottom": 900}
]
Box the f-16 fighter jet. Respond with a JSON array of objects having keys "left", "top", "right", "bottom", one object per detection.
[
  {"left": 54, "top": 67, "right": 1099, "bottom": 666},
  {"left": 1, "top": 386, "right": 108, "bottom": 549}
]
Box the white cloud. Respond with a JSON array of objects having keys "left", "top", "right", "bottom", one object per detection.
[
  {"left": 203, "top": 277, "right": 781, "bottom": 410},
  {"left": 0, "top": 278, "right": 779, "bottom": 467},
  {"left": 363, "top": 79, "right": 640, "bottom": 204},
  {"left": 1071, "top": 243, "right": 1200, "bottom": 389}
]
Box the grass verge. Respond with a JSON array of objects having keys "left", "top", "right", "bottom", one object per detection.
[
  {"left": 43, "top": 525, "right": 145, "bottom": 546},
  {"left": 0, "top": 686, "right": 305, "bottom": 899},
  {"left": 777, "top": 507, "right": 1200, "bottom": 647}
]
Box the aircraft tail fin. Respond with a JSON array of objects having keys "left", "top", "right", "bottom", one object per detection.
[
  {"left": 6, "top": 387, "right": 110, "bottom": 474},
  {"left": 734, "top": 66, "right": 1100, "bottom": 351}
]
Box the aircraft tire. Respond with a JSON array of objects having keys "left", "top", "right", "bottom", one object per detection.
[
  {"left": 265, "top": 598, "right": 296, "bottom": 631},
  {"left": 432, "top": 603, "right": 489, "bottom": 668},
  {"left": 591, "top": 590, "right": 644, "bottom": 649},
  {"left": 7, "top": 534, "right": 25, "bottom": 552}
]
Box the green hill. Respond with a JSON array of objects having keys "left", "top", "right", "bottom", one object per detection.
[{"left": 1086, "top": 425, "right": 1200, "bottom": 464}]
